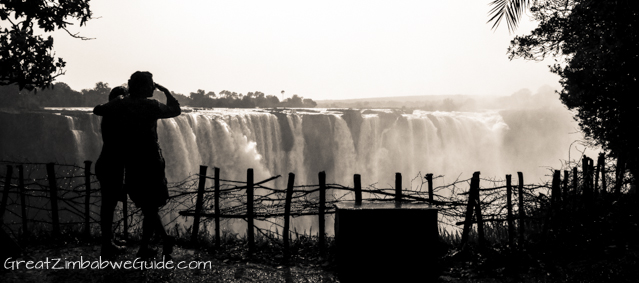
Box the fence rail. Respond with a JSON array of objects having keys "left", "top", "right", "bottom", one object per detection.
[{"left": 0, "top": 153, "right": 631, "bottom": 258}]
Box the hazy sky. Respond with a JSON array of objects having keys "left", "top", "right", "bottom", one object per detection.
[{"left": 49, "top": 0, "right": 561, "bottom": 100}]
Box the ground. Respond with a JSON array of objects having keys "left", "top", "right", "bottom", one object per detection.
[
  {"left": 1, "top": 244, "right": 339, "bottom": 283},
  {"left": 3, "top": 242, "right": 639, "bottom": 282}
]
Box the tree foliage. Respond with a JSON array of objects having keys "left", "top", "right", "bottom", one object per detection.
[
  {"left": 0, "top": 83, "right": 317, "bottom": 109},
  {"left": 488, "top": 0, "right": 533, "bottom": 32},
  {"left": 0, "top": 0, "right": 92, "bottom": 90},
  {"left": 507, "top": 0, "right": 639, "bottom": 177}
]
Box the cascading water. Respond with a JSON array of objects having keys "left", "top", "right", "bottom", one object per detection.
[
  {"left": 0, "top": 107, "right": 587, "bottom": 235},
  {"left": 0, "top": 107, "right": 583, "bottom": 187}
]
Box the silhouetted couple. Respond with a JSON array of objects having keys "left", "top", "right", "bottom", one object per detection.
[{"left": 94, "top": 71, "right": 181, "bottom": 260}]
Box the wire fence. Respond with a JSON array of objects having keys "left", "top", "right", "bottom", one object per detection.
[{"left": 0, "top": 153, "right": 631, "bottom": 256}]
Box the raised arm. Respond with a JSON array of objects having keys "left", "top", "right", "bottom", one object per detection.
[{"left": 154, "top": 83, "right": 181, "bottom": 118}]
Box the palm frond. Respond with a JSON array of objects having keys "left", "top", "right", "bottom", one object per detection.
[{"left": 488, "top": 0, "right": 532, "bottom": 33}]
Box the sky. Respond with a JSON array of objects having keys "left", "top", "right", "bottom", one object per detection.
[{"left": 48, "top": 0, "right": 562, "bottom": 100}]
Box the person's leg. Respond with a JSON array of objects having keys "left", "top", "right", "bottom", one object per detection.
[
  {"left": 151, "top": 213, "right": 167, "bottom": 238},
  {"left": 151, "top": 212, "right": 175, "bottom": 258},
  {"left": 100, "top": 185, "right": 125, "bottom": 259},
  {"left": 137, "top": 205, "right": 158, "bottom": 259},
  {"left": 140, "top": 205, "right": 156, "bottom": 247},
  {"left": 112, "top": 184, "right": 128, "bottom": 246},
  {"left": 100, "top": 190, "right": 118, "bottom": 245},
  {"left": 99, "top": 161, "right": 126, "bottom": 252}
]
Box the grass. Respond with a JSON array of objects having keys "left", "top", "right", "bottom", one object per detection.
[
  {"left": 2, "top": 226, "right": 339, "bottom": 283},
  {"left": 3, "top": 193, "right": 639, "bottom": 282},
  {"left": 436, "top": 194, "right": 639, "bottom": 282}
]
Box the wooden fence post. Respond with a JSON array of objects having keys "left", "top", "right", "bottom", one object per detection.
[
  {"left": 472, "top": 172, "right": 485, "bottom": 247},
  {"left": 1, "top": 165, "right": 13, "bottom": 221},
  {"left": 506, "top": 174, "right": 515, "bottom": 249},
  {"left": 395, "top": 172, "right": 402, "bottom": 208},
  {"left": 247, "top": 168, "right": 255, "bottom": 255},
  {"left": 83, "top": 161, "right": 92, "bottom": 239},
  {"left": 583, "top": 156, "right": 593, "bottom": 203},
  {"left": 354, "top": 174, "right": 362, "bottom": 206},
  {"left": 600, "top": 153, "right": 606, "bottom": 195},
  {"left": 551, "top": 170, "right": 561, "bottom": 211},
  {"left": 46, "top": 163, "right": 60, "bottom": 237},
  {"left": 18, "top": 165, "right": 28, "bottom": 239},
  {"left": 550, "top": 170, "right": 561, "bottom": 234},
  {"left": 426, "top": 173, "right": 434, "bottom": 203},
  {"left": 572, "top": 167, "right": 578, "bottom": 196},
  {"left": 563, "top": 170, "right": 569, "bottom": 203},
  {"left": 318, "top": 171, "right": 326, "bottom": 258},
  {"left": 122, "top": 194, "right": 128, "bottom": 240},
  {"left": 461, "top": 172, "right": 480, "bottom": 247},
  {"left": 461, "top": 180, "right": 474, "bottom": 247},
  {"left": 214, "top": 167, "right": 221, "bottom": 249},
  {"left": 517, "top": 172, "right": 525, "bottom": 251},
  {"left": 191, "top": 165, "right": 208, "bottom": 243},
  {"left": 594, "top": 154, "right": 602, "bottom": 196},
  {"left": 614, "top": 156, "right": 625, "bottom": 195},
  {"left": 587, "top": 158, "right": 595, "bottom": 206},
  {"left": 283, "top": 173, "right": 295, "bottom": 261}
]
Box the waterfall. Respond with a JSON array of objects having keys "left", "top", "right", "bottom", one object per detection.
[
  {"left": 0, "top": 107, "right": 585, "bottom": 187},
  {"left": 0, "top": 107, "right": 593, "bottom": 236}
]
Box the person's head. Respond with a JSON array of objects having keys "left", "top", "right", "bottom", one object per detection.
[
  {"left": 108, "top": 86, "right": 128, "bottom": 101},
  {"left": 128, "top": 71, "right": 155, "bottom": 98}
]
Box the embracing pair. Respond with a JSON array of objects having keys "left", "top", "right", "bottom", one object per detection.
[{"left": 93, "top": 71, "right": 181, "bottom": 260}]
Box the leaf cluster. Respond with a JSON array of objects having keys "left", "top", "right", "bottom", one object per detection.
[
  {"left": 0, "top": 0, "right": 92, "bottom": 90},
  {"left": 488, "top": 0, "right": 533, "bottom": 33},
  {"left": 508, "top": 0, "right": 639, "bottom": 161}
]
